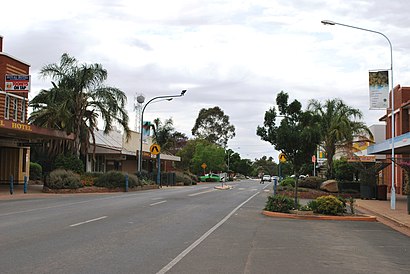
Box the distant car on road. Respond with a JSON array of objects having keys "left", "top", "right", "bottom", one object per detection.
[
  {"left": 199, "top": 173, "right": 221, "bottom": 182},
  {"left": 261, "top": 175, "right": 271, "bottom": 183}
]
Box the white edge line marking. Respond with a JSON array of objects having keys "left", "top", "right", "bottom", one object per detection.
[
  {"left": 150, "top": 200, "right": 167, "bottom": 206},
  {"left": 157, "top": 191, "right": 260, "bottom": 274},
  {"left": 188, "top": 189, "right": 215, "bottom": 197},
  {"left": 69, "top": 216, "right": 107, "bottom": 227}
]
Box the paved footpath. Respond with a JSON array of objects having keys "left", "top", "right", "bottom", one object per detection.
[{"left": 356, "top": 194, "right": 410, "bottom": 237}]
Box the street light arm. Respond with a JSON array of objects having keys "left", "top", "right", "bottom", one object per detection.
[
  {"left": 142, "top": 93, "right": 184, "bottom": 114},
  {"left": 138, "top": 90, "right": 187, "bottom": 173},
  {"left": 321, "top": 20, "right": 393, "bottom": 70}
]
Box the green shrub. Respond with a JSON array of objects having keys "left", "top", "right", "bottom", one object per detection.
[
  {"left": 310, "top": 195, "right": 345, "bottom": 215},
  {"left": 298, "top": 176, "right": 324, "bottom": 189},
  {"left": 277, "top": 185, "right": 293, "bottom": 191},
  {"left": 299, "top": 204, "right": 312, "bottom": 211},
  {"left": 30, "top": 162, "right": 43, "bottom": 180},
  {"left": 349, "top": 197, "right": 355, "bottom": 214},
  {"left": 334, "top": 159, "right": 355, "bottom": 181},
  {"left": 94, "top": 171, "right": 141, "bottom": 188},
  {"left": 48, "top": 169, "right": 82, "bottom": 189},
  {"left": 80, "top": 172, "right": 102, "bottom": 187},
  {"left": 175, "top": 171, "right": 193, "bottom": 186},
  {"left": 54, "top": 154, "right": 84, "bottom": 174},
  {"left": 281, "top": 177, "right": 295, "bottom": 187},
  {"left": 264, "top": 194, "right": 296, "bottom": 213},
  {"left": 136, "top": 170, "right": 151, "bottom": 180},
  {"left": 307, "top": 200, "right": 318, "bottom": 212}
]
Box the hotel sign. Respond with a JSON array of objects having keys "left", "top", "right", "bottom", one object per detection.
[
  {"left": 5, "top": 75, "right": 31, "bottom": 92},
  {"left": 0, "top": 119, "right": 32, "bottom": 132}
]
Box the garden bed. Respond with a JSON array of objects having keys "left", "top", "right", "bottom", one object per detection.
[
  {"left": 43, "top": 184, "right": 160, "bottom": 193},
  {"left": 276, "top": 188, "right": 360, "bottom": 199}
]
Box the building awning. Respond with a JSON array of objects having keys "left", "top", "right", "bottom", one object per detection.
[
  {"left": 0, "top": 119, "right": 74, "bottom": 141},
  {"left": 367, "top": 131, "right": 410, "bottom": 155},
  {"left": 151, "top": 153, "right": 181, "bottom": 161}
]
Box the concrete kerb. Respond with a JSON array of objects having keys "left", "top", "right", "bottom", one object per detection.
[{"left": 262, "top": 210, "right": 377, "bottom": 222}]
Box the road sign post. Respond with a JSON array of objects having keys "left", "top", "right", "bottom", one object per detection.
[
  {"left": 312, "top": 155, "right": 316, "bottom": 176},
  {"left": 150, "top": 144, "right": 161, "bottom": 186},
  {"left": 150, "top": 144, "right": 161, "bottom": 155},
  {"left": 278, "top": 153, "right": 286, "bottom": 186},
  {"left": 279, "top": 153, "right": 286, "bottom": 163},
  {"left": 201, "top": 163, "right": 207, "bottom": 175}
]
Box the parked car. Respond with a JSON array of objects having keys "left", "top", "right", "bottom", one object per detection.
[
  {"left": 261, "top": 175, "right": 271, "bottom": 183},
  {"left": 199, "top": 173, "right": 221, "bottom": 182}
]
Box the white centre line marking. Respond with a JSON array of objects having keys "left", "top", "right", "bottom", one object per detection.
[
  {"left": 69, "top": 216, "right": 107, "bottom": 227},
  {"left": 157, "top": 191, "right": 260, "bottom": 274},
  {"left": 150, "top": 200, "right": 167, "bottom": 206},
  {"left": 188, "top": 189, "right": 215, "bottom": 197}
]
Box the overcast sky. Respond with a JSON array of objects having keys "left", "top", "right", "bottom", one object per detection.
[{"left": 1, "top": 0, "right": 409, "bottom": 162}]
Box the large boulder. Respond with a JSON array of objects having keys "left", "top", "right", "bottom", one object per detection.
[{"left": 320, "top": 180, "right": 339, "bottom": 193}]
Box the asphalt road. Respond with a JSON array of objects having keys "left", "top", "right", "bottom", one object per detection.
[{"left": 0, "top": 179, "right": 409, "bottom": 274}]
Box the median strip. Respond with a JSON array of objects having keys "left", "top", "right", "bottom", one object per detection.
[{"left": 69, "top": 216, "right": 108, "bottom": 227}]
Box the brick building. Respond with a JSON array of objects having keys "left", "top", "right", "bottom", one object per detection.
[
  {"left": 368, "top": 85, "right": 410, "bottom": 194},
  {"left": 0, "top": 36, "right": 73, "bottom": 183}
]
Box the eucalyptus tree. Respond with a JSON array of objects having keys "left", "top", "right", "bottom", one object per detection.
[
  {"left": 29, "top": 53, "right": 130, "bottom": 158},
  {"left": 191, "top": 106, "right": 235, "bottom": 147},
  {"left": 308, "top": 98, "right": 372, "bottom": 179}
]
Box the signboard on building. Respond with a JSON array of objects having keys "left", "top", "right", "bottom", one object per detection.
[
  {"left": 369, "top": 70, "right": 389, "bottom": 109},
  {"left": 347, "top": 155, "right": 376, "bottom": 163},
  {"left": 5, "top": 75, "right": 30, "bottom": 92}
]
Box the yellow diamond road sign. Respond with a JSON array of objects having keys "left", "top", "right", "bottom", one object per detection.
[
  {"left": 150, "top": 143, "right": 161, "bottom": 155},
  {"left": 279, "top": 153, "right": 286, "bottom": 163}
]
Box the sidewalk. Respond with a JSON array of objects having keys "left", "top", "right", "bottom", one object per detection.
[
  {"left": 0, "top": 184, "right": 48, "bottom": 200},
  {"left": 356, "top": 194, "right": 410, "bottom": 236}
]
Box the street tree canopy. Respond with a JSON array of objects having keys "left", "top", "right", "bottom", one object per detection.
[
  {"left": 151, "top": 117, "right": 188, "bottom": 155},
  {"left": 29, "top": 53, "right": 130, "bottom": 158},
  {"left": 191, "top": 141, "right": 225, "bottom": 174},
  {"left": 256, "top": 91, "right": 320, "bottom": 175},
  {"left": 308, "top": 98, "right": 372, "bottom": 179},
  {"left": 191, "top": 106, "right": 235, "bottom": 147}
]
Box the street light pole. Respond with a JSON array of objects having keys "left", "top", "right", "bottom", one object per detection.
[
  {"left": 138, "top": 90, "right": 187, "bottom": 174},
  {"left": 321, "top": 20, "right": 396, "bottom": 209}
]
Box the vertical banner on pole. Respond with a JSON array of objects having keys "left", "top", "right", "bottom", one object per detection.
[
  {"left": 142, "top": 121, "right": 151, "bottom": 143},
  {"left": 369, "top": 70, "right": 389, "bottom": 109}
]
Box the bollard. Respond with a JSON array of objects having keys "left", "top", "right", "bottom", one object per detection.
[
  {"left": 10, "top": 175, "right": 14, "bottom": 195},
  {"left": 24, "top": 175, "right": 28, "bottom": 194},
  {"left": 273, "top": 177, "right": 278, "bottom": 196},
  {"left": 125, "top": 173, "right": 129, "bottom": 192}
]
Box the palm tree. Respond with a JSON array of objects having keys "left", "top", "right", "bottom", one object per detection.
[
  {"left": 151, "top": 118, "right": 176, "bottom": 151},
  {"left": 308, "top": 98, "right": 372, "bottom": 179},
  {"left": 29, "top": 53, "right": 130, "bottom": 158}
]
